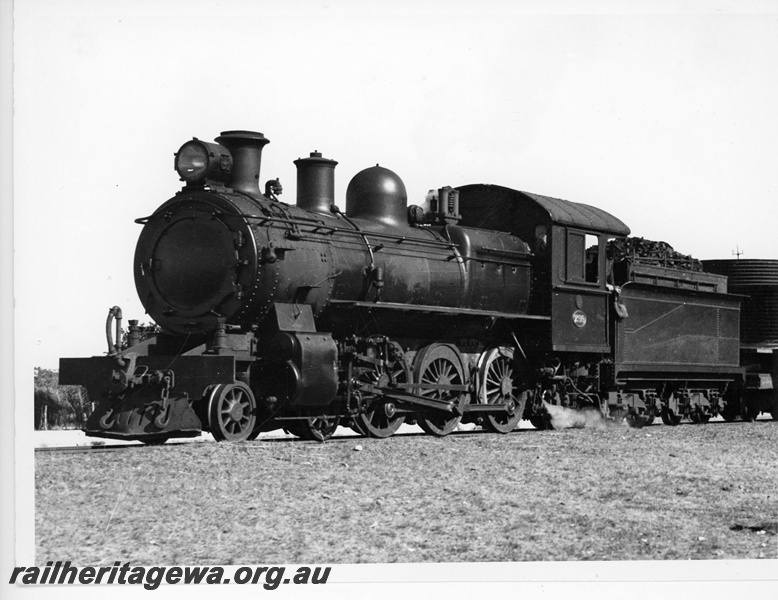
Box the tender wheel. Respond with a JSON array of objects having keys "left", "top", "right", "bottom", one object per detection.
[
  {"left": 625, "top": 411, "right": 650, "bottom": 428},
  {"left": 298, "top": 413, "right": 340, "bottom": 442},
  {"left": 661, "top": 407, "right": 682, "bottom": 426},
  {"left": 352, "top": 341, "right": 410, "bottom": 438},
  {"left": 721, "top": 401, "right": 740, "bottom": 422},
  {"left": 208, "top": 382, "right": 257, "bottom": 442},
  {"left": 414, "top": 344, "right": 467, "bottom": 437},
  {"left": 478, "top": 347, "right": 525, "bottom": 434},
  {"left": 741, "top": 405, "right": 760, "bottom": 422},
  {"left": 689, "top": 410, "right": 711, "bottom": 424}
]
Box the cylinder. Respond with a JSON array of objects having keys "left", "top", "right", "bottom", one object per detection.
[{"left": 293, "top": 151, "right": 338, "bottom": 214}]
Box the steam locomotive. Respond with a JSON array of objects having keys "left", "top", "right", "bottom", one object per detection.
[{"left": 59, "top": 129, "right": 778, "bottom": 443}]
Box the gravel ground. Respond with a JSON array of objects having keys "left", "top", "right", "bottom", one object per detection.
[{"left": 36, "top": 420, "right": 778, "bottom": 565}]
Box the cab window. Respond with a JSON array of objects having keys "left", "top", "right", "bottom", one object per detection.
[{"left": 566, "top": 231, "right": 600, "bottom": 284}]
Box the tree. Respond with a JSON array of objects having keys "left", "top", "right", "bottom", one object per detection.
[{"left": 34, "top": 368, "right": 91, "bottom": 430}]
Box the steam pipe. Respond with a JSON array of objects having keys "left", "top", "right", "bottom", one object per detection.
[{"left": 106, "top": 306, "right": 123, "bottom": 358}]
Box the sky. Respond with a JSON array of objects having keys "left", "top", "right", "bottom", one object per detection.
[
  {"left": 5, "top": 0, "right": 778, "bottom": 591},
  {"left": 13, "top": 0, "right": 778, "bottom": 370}
]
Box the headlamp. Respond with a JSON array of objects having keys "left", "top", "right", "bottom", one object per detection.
[{"left": 174, "top": 139, "right": 233, "bottom": 184}]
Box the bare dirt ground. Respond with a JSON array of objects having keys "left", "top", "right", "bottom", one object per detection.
[{"left": 36, "top": 420, "right": 777, "bottom": 565}]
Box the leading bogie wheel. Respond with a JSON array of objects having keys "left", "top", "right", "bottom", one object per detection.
[
  {"left": 477, "top": 347, "right": 525, "bottom": 434},
  {"left": 413, "top": 343, "right": 468, "bottom": 437},
  {"left": 349, "top": 418, "right": 368, "bottom": 437},
  {"left": 207, "top": 382, "right": 258, "bottom": 442}
]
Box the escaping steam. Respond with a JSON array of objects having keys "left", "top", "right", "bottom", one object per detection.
[{"left": 542, "top": 401, "right": 625, "bottom": 429}]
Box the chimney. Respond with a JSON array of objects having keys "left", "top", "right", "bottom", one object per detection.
[{"left": 214, "top": 130, "right": 269, "bottom": 198}]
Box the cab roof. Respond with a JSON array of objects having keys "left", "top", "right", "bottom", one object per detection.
[{"left": 457, "top": 183, "right": 631, "bottom": 237}]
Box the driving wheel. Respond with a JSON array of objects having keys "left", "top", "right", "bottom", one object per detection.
[
  {"left": 413, "top": 344, "right": 468, "bottom": 437},
  {"left": 478, "top": 347, "right": 525, "bottom": 434}
]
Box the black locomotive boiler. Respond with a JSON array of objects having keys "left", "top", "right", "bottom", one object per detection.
[{"left": 59, "top": 129, "right": 777, "bottom": 443}]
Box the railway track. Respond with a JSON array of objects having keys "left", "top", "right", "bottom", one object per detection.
[
  {"left": 32, "top": 426, "right": 511, "bottom": 454},
  {"left": 34, "top": 414, "right": 772, "bottom": 455},
  {"left": 35, "top": 444, "right": 138, "bottom": 454},
  {"left": 32, "top": 433, "right": 367, "bottom": 454}
]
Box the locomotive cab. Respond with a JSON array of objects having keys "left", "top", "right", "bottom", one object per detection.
[{"left": 455, "top": 184, "right": 630, "bottom": 354}]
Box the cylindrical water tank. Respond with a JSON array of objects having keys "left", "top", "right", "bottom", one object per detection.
[{"left": 703, "top": 259, "right": 778, "bottom": 346}]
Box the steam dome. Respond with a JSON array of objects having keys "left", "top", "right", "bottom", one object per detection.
[{"left": 345, "top": 165, "right": 408, "bottom": 226}]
